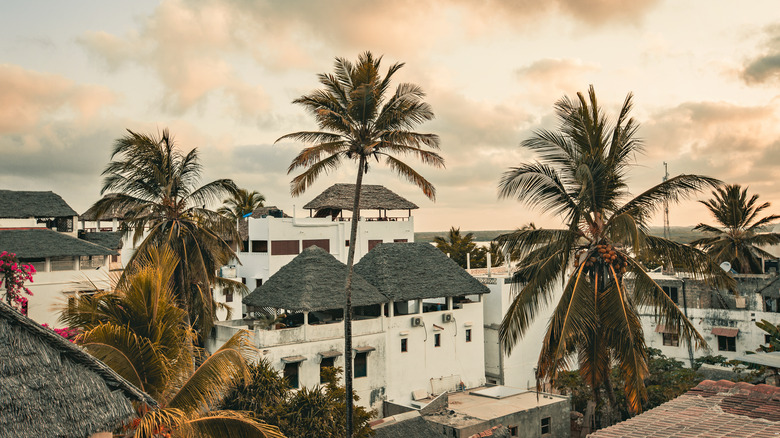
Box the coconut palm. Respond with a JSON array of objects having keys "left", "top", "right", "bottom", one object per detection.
[
  {"left": 90, "top": 128, "right": 245, "bottom": 338},
  {"left": 219, "top": 188, "right": 266, "bottom": 222},
  {"left": 434, "top": 227, "right": 479, "bottom": 269},
  {"left": 691, "top": 184, "right": 780, "bottom": 274},
  {"left": 498, "top": 86, "right": 733, "bottom": 421},
  {"left": 277, "top": 51, "right": 443, "bottom": 436},
  {"left": 60, "top": 246, "right": 284, "bottom": 438}
]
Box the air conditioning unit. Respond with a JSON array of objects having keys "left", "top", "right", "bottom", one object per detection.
[
  {"left": 411, "top": 317, "right": 423, "bottom": 327},
  {"left": 442, "top": 313, "right": 453, "bottom": 323},
  {"left": 735, "top": 297, "right": 746, "bottom": 309}
]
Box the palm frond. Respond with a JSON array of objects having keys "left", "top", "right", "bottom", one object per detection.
[{"left": 183, "top": 411, "right": 285, "bottom": 438}]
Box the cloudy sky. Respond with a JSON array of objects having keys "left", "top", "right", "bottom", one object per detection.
[{"left": 2, "top": 1, "right": 780, "bottom": 232}]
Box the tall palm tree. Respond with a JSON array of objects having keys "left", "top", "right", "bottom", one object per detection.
[
  {"left": 691, "top": 184, "right": 780, "bottom": 273},
  {"left": 219, "top": 188, "right": 266, "bottom": 222},
  {"left": 277, "top": 51, "right": 443, "bottom": 436},
  {"left": 90, "top": 128, "right": 245, "bottom": 338},
  {"left": 434, "top": 227, "right": 479, "bottom": 269},
  {"left": 60, "top": 246, "right": 284, "bottom": 438},
  {"left": 498, "top": 86, "right": 733, "bottom": 421}
]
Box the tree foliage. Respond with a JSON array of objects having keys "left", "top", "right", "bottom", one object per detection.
[
  {"left": 219, "top": 188, "right": 266, "bottom": 223},
  {"left": 691, "top": 184, "right": 780, "bottom": 274},
  {"left": 757, "top": 319, "right": 780, "bottom": 352},
  {"left": 90, "top": 128, "right": 245, "bottom": 338},
  {"left": 497, "top": 85, "right": 732, "bottom": 417},
  {"left": 222, "top": 361, "right": 374, "bottom": 438}
]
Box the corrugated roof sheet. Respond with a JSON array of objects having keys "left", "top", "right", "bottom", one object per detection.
[
  {"left": 0, "top": 190, "right": 77, "bottom": 218},
  {"left": 0, "top": 229, "right": 118, "bottom": 259},
  {"left": 712, "top": 327, "right": 739, "bottom": 337}
]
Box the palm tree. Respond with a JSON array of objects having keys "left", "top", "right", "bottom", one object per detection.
[
  {"left": 60, "top": 246, "right": 284, "bottom": 438},
  {"left": 277, "top": 52, "right": 443, "bottom": 436},
  {"left": 497, "top": 86, "right": 733, "bottom": 421},
  {"left": 691, "top": 184, "right": 780, "bottom": 274},
  {"left": 219, "top": 188, "right": 266, "bottom": 222},
  {"left": 433, "top": 227, "right": 479, "bottom": 269},
  {"left": 90, "top": 128, "right": 245, "bottom": 338}
]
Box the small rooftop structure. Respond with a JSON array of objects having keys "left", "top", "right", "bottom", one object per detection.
[
  {"left": 80, "top": 230, "right": 124, "bottom": 251},
  {"left": 355, "top": 242, "right": 490, "bottom": 302},
  {"left": 79, "top": 194, "right": 130, "bottom": 221},
  {"left": 0, "top": 228, "right": 118, "bottom": 259},
  {"left": 0, "top": 300, "right": 155, "bottom": 437},
  {"left": 589, "top": 380, "right": 780, "bottom": 437},
  {"left": 303, "top": 184, "right": 418, "bottom": 217},
  {"left": 0, "top": 190, "right": 77, "bottom": 219},
  {"left": 243, "top": 246, "right": 388, "bottom": 311}
]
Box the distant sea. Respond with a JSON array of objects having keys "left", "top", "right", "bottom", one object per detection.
[{"left": 414, "top": 226, "right": 706, "bottom": 244}]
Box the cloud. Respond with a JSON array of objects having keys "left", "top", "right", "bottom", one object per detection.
[
  {"left": 742, "top": 25, "right": 780, "bottom": 84},
  {"left": 514, "top": 58, "right": 601, "bottom": 106},
  {"left": 0, "top": 64, "right": 116, "bottom": 135}
]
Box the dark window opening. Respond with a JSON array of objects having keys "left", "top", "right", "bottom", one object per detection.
[
  {"left": 320, "top": 357, "right": 335, "bottom": 383},
  {"left": 251, "top": 240, "right": 268, "bottom": 253},
  {"left": 766, "top": 334, "right": 772, "bottom": 345},
  {"left": 393, "top": 238, "right": 408, "bottom": 243},
  {"left": 345, "top": 239, "right": 350, "bottom": 247},
  {"left": 303, "top": 239, "right": 330, "bottom": 252},
  {"left": 662, "top": 333, "right": 678, "bottom": 346},
  {"left": 271, "top": 240, "right": 299, "bottom": 255},
  {"left": 241, "top": 277, "right": 246, "bottom": 285},
  {"left": 368, "top": 239, "right": 383, "bottom": 251},
  {"left": 718, "top": 335, "right": 736, "bottom": 352},
  {"left": 662, "top": 286, "right": 679, "bottom": 304},
  {"left": 256, "top": 278, "right": 263, "bottom": 289},
  {"left": 541, "top": 416, "right": 551, "bottom": 435},
  {"left": 401, "top": 338, "right": 408, "bottom": 352},
  {"left": 111, "top": 255, "right": 119, "bottom": 263},
  {"left": 509, "top": 426, "right": 518, "bottom": 436},
  {"left": 434, "top": 333, "right": 441, "bottom": 347},
  {"left": 283, "top": 362, "right": 300, "bottom": 388},
  {"left": 225, "top": 290, "right": 233, "bottom": 303},
  {"left": 465, "top": 329, "right": 472, "bottom": 342},
  {"left": 241, "top": 240, "right": 249, "bottom": 252},
  {"left": 354, "top": 352, "right": 368, "bottom": 378}
]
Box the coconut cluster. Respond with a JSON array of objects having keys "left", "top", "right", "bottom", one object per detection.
[{"left": 575, "top": 242, "right": 628, "bottom": 275}]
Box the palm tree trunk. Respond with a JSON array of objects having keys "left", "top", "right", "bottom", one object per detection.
[
  {"left": 603, "top": 374, "right": 617, "bottom": 426},
  {"left": 344, "top": 156, "right": 366, "bottom": 438}
]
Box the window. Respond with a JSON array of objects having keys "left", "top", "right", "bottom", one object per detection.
[
  {"left": 50, "top": 256, "right": 74, "bottom": 271},
  {"left": 393, "top": 239, "right": 408, "bottom": 243},
  {"left": 662, "top": 286, "right": 679, "bottom": 304},
  {"left": 251, "top": 240, "right": 268, "bottom": 253},
  {"left": 354, "top": 352, "right": 368, "bottom": 378},
  {"left": 320, "top": 357, "right": 335, "bottom": 383},
  {"left": 345, "top": 240, "right": 350, "bottom": 247},
  {"left": 241, "top": 277, "right": 246, "bottom": 285},
  {"left": 225, "top": 290, "right": 233, "bottom": 303},
  {"left": 401, "top": 338, "right": 408, "bottom": 352},
  {"left": 465, "top": 329, "right": 472, "bottom": 342},
  {"left": 368, "top": 239, "right": 383, "bottom": 251},
  {"left": 718, "top": 335, "right": 736, "bottom": 352},
  {"left": 111, "top": 255, "right": 119, "bottom": 263},
  {"left": 662, "top": 333, "right": 679, "bottom": 346},
  {"left": 303, "top": 239, "right": 330, "bottom": 252},
  {"left": 283, "top": 362, "right": 300, "bottom": 388},
  {"left": 541, "top": 416, "right": 551, "bottom": 435},
  {"left": 256, "top": 279, "right": 263, "bottom": 288},
  {"left": 509, "top": 426, "right": 518, "bottom": 436},
  {"left": 434, "top": 333, "right": 441, "bottom": 347},
  {"left": 271, "top": 240, "right": 299, "bottom": 255}
]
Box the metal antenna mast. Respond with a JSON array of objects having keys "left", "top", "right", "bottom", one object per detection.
[{"left": 663, "top": 162, "right": 670, "bottom": 240}]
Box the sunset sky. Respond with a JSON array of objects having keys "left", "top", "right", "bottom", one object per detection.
[{"left": 2, "top": 1, "right": 780, "bottom": 231}]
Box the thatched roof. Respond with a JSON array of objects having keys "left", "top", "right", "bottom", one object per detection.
[
  {"left": 80, "top": 231, "right": 124, "bottom": 251},
  {"left": 0, "top": 300, "right": 156, "bottom": 437},
  {"left": 243, "top": 246, "right": 388, "bottom": 311},
  {"left": 303, "top": 184, "right": 418, "bottom": 212},
  {"left": 79, "top": 194, "right": 129, "bottom": 221},
  {"left": 0, "top": 190, "right": 77, "bottom": 218},
  {"left": 0, "top": 229, "right": 118, "bottom": 259},
  {"left": 354, "top": 242, "right": 490, "bottom": 302},
  {"left": 237, "top": 206, "right": 290, "bottom": 240}
]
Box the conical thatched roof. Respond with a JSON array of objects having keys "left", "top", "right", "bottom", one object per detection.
[
  {"left": 0, "top": 190, "right": 77, "bottom": 219},
  {"left": 354, "top": 242, "right": 490, "bottom": 302},
  {"left": 243, "top": 246, "right": 388, "bottom": 311},
  {"left": 0, "top": 301, "right": 156, "bottom": 438},
  {"left": 303, "top": 184, "right": 418, "bottom": 212}
]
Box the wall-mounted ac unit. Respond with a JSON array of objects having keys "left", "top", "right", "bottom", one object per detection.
[
  {"left": 442, "top": 313, "right": 453, "bottom": 323},
  {"left": 411, "top": 316, "right": 423, "bottom": 327}
]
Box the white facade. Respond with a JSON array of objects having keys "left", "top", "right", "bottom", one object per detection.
[
  {"left": 477, "top": 268, "right": 565, "bottom": 389},
  {"left": 210, "top": 296, "right": 485, "bottom": 414}
]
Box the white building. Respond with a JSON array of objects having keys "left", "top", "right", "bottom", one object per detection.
[
  {"left": 219, "top": 184, "right": 417, "bottom": 321},
  {"left": 0, "top": 190, "right": 117, "bottom": 327},
  {"left": 209, "top": 242, "right": 489, "bottom": 414},
  {"left": 639, "top": 270, "right": 780, "bottom": 366}
]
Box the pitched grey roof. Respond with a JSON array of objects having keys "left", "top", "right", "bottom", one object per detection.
[
  {"left": 372, "top": 411, "right": 448, "bottom": 438},
  {"left": 0, "top": 190, "right": 77, "bottom": 218},
  {"left": 243, "top": 246, "right": 388, "bottom": 311},
  {"left": 0, "top": 229, "right": 118, "bottom": 259},
  {"left": 79, "top": 194, "right": 129, "bottom": 221},
  {"left": 0, "top": 300, "right": 156, "bottom": 438},
  {"left": 303, "top": 184, "right": 418, "bottom": 211},
  {"left": 80, "top": 231, "right": 124, "bottom": 251},
  {"left": 354, "top": 242, "right": 490, "bottom": 301}
]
